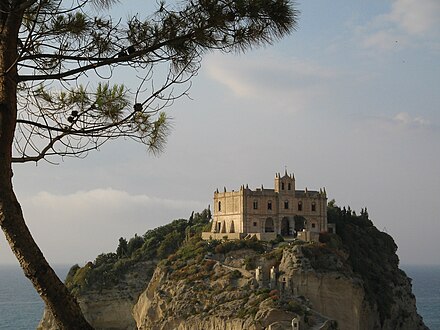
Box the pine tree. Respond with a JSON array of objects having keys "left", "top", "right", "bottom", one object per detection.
[{"left": 0, "top": 0, "right": 298, "bottom": 328}]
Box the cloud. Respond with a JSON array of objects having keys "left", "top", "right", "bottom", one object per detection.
[
  {"left": 361, "top": 30, "right": 408, "bottom": 51},
  {"left": 26, "top": 188, "right": 204, "bottom": 220},
  {"left": 387, "top": 0, "right": 440, "bottom": 36},
  {"left": 204, "top": 52, "right": 339, "bottom": 111},
  {"left": 392, "top": 112, "right": 431, "bottom": 128},
  {"left": 17, "top": 188, "right": 206, "bottom": 264},
  {"left": 359, "top": 0, "right": 440, "bottom": 52},
  {"left": 363, "top": 112, "right": 432, "bottom": 131}
]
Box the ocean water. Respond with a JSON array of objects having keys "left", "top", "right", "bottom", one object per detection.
[
  {"left": 403, "top": 265, "right": 440, "bottom": 330},
  {"left": 0, "top": 265, "right": 438, "bottom": 329},
  {"left": 0, "top": 265, "right": 69, "bottom": 330}
]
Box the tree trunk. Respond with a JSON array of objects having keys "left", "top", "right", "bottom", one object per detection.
[{"left": 0, "top": 7, "right": 93, "bottom": 330}]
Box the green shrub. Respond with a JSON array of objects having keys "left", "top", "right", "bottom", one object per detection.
[
  {"left": 67, "top": 209, "right": 211, "bottom": 294},
  {"left": 214, "top": 239, "right": 265, "bottom": 255}
]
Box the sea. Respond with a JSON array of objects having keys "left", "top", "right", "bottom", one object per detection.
[{"left": 0, "top": 264, "right": 439, "bottom": 329}]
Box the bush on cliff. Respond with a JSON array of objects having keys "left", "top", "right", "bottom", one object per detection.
[
  {"left": 327, "top": 200, "right": 401, "bottom": 325},
  {"left": 65, "top": 208, "right": 211, "bottom": 294}
]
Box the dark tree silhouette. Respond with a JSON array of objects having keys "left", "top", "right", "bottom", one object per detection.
[{"left": 0, "top": 0, "right": 298, "bottom": 328}]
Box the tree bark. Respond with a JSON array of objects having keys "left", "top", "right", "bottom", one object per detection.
[{"left": 0, "top": 6, "right": 93, "bottom": 330}]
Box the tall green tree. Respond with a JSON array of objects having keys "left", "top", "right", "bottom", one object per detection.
[
  {"left": 116, "top": 237, "right": 128, "bottom": 258},
  {"left": 0, "top": 0, "right": 297, "bottom": 328}
]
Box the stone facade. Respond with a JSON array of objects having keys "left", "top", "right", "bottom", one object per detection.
[{"left": 202, "top": 171, "right": 328, "bottom": 241}]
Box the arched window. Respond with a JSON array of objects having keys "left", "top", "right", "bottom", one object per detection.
[
  {"left": 312, "top": 202, "right": 316, "bottom": 212},
  {"left": 284, "top": 200, "right": 289, "bottom": 209},
  {"left": 221, "top": 221, "right": 226, "bottom": 233},
  {"left": 298, "top": 201, "right": 303, "bottom": 211},
  {"left": 281, "top": 182, "right": 285, "bottom": 190},
  {"left": 253, "top": 200, "right": 258, "bottom": 209},
  {"left": 267, "top": 201, "right": 272, "bottom": 210}
]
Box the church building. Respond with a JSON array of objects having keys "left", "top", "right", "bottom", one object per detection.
[{"left": 202, "top": 171, "right": 329, "bottom": 242}]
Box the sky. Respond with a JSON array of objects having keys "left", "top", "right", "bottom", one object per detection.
[{"left": 1, "top": 0, "right": 439, "bottom": 266}]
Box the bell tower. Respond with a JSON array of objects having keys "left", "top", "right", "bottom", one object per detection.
[{"left": 274, "top": 170, "right": 295, "bottom": 194}]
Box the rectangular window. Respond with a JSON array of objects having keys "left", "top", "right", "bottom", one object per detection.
[
  {"left": 312, "top": 203, "right": 316, "bottom": 212},
  {"left": 281, "top": 182, "right": 285, "bottom": 190},
  {"left": 298, "top": 202, "right": 302, "bottom": 211},
  {"left": 253, "top": 200, "right": 258, "bottom": 209},
  {"left": 284, "top": 201, "right": 289, "bottom": 209},
  {"left": 253, "top": 222, "right": 257, "bottom": 227},
  {"left": 312, "top": 223, "right": 316, "bottom": 228},
  {"left": 268, "top": 201, "right": 272, "bottom": 210},
  {"left": 288, "top": 183, "right": 291, "bottom": 190}
]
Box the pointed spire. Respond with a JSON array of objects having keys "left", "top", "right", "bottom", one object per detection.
[{"left": 224, "top": 187, "right": 226, "bottom": 192}]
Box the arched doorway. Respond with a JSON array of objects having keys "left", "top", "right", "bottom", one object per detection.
[
  {"left": 294, "top": 215, "right": 306, "bottom": 237},
  {"left": 281, "top": 217, "right": 290, "bottom": 236},
  {"left": 264, "top": 218, "right": 274, "bottom": 232}
]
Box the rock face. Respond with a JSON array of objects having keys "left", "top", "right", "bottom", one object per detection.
[
  {"left": 38, "top": 261, "right": 155, "bottom": 330},
  {"left": 132, "top": 243, "right": 426, "bottom": 330},
  {"left": 132, "top": 256, "right": 327, "bottom": 329},
  {"left": 38, "top": 290, "right": 136, "bottom": 330},
  {"left": 278, "top": 246, "right": 426, "bottom": 330},
  {"left": 279, "top": 246, "right": 369, "bottom": 329}
]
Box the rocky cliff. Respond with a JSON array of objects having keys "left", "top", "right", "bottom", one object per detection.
[
  {"left": 39, "top": 206, "right": 427, "bottom": 330},
  {"left": 132, "top": 240, "right": 425, "bottom": 330},
  {"left": 38, "top": 261, "right": 155, "bottom": 330},
  {"left": 132, "top": 245, "right": 337, "bottom": 330},
  {"left": 279, "top": 245, "right": 425, "bottom": 330}
]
